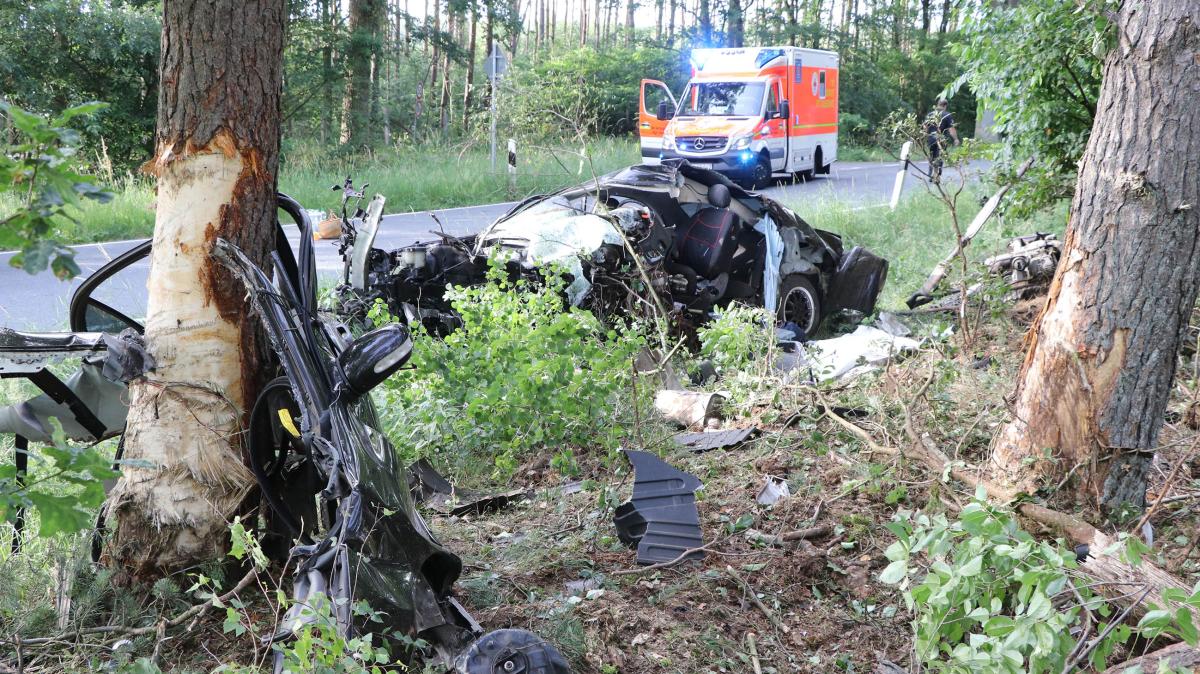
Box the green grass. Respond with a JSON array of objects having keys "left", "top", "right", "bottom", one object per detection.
[
  {"left": 777, "top": 179, "right": 1070, "bottom": 311},
  {"left": 11, "top": 136, "right": 641, "bottom": 246},
  {"left": 838, "top": 143, "right": 897, "bottom": 163}
]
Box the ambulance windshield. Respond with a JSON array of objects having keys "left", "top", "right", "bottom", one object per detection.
[{"left": 680, "top": 81, "right": 765, "bottom": 117}]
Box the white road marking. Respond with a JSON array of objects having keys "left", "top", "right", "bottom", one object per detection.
[{"left": 837, "top": 163, "right": 899, "bottom": 171}]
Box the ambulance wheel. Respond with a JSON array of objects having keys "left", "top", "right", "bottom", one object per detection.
[
  {"left": 778, "top": 275, "right": 821, "bottom": 338},
  {"left": 814, "top": 147, "right": 829, "bottom": 175},
  {"left": 747, "top": 155, "right": 772, "bottom": 190}
]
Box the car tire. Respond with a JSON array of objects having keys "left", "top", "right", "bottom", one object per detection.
[
  {"left": 749, "top": 154, "right": 772, "bottom": 190},
  {"left": 778, "top": 274, "right": 822, "bottom": 337},
  {"left": 454, "top": 629, "right": 571, "bottom": 674}
]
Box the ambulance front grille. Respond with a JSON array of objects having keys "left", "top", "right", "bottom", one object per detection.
[{"left": 676, "top": 136, "right": 728, "bottom": 152}]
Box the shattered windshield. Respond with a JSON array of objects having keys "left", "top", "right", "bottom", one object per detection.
[{"left": 680, "top": 81, "right": 765, "bottom": 117}]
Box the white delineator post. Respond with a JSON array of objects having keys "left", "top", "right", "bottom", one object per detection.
[
  {"left": 890, "top": 141, "right": 912, "bottom": 211},
  {"left": 507, "top": 138, "right": 517, "bottom": 193}
]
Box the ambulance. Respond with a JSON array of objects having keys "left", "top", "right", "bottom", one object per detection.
[{"left": 639, "top": 46, "right": 839, "bottom": 189}]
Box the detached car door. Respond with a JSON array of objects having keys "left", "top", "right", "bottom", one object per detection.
[{"left": 639, "top": 79, "right": 677, "bottom": 165}]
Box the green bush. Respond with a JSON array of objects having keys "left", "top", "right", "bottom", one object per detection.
[
  {"left": 697, "top": 304, "right": 775, "bottom": 375},
  {"left": 373, "top": 262, "right": 645, "bottom": 478},
  {"left": 881, "top": 491, "right": 1200, "bottom": 673},
  {"left": 498, "top": 45, "right": 686, "bottom": 139}
]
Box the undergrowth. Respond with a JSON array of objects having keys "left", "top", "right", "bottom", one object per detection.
[{"left": 371, "top": 260, "right": 647, "bottom": 481}]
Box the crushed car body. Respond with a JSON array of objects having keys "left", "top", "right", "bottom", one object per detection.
[
  {"left": 0, "top": 194, "right": 570, "bottom": 674},
  {"left": 336, "top": 160, "right": 889, "bottom": 338}
]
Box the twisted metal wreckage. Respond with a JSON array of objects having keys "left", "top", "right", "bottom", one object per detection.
[{"left": 0, "top": 161, "right": 891, "bottom": 672}]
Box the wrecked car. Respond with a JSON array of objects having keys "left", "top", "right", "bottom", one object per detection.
[
  {"left": 0, "top": 195, "right": 569, "bottom": 673},
  {"left": 334, "top": 160, "right": 888, "bottom": 338}
]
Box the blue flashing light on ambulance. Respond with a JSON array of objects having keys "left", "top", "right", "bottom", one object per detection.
[{"left": 638, "top": 46, "right": 840, "bottom": 189}]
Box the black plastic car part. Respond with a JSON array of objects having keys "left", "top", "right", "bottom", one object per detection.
[
  {"left": 673, "top": 427, "right": 759, "bottom": 453},
  {"left": 613, "top": 450, "right": 705, "bottom": 565}
]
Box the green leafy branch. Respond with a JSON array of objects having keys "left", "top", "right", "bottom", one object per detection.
[{"left": 0, "top": 100, "right": 113, "bottom": 278}]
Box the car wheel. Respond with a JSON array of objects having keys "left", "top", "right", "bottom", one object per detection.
[
  {"left": 814, "top": 147, "right": 827, "bottom": 176},
  {"left": 750, "top": 154, "right": 772, "bottom": 190},
  {"left": 778, "top": 275, "right": 822, "bottom": 337},
  {"left": 454, "top": 629, "right": 571, "bottom": 674}
]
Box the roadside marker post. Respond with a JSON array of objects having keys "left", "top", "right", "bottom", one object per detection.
[
  {"left": 890, "top": 141, "right": 912, "bottom": 211},
  {"left": 507, "top": 138, "right": 517, "bottom": 195}
]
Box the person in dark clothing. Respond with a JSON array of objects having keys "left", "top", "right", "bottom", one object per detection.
[{"left": 925, "top": 98, "right": 960, "bottom": 181}]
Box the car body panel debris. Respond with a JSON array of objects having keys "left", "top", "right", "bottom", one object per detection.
[
  {"left": 674, "top": 427, "right": 759, "bottom": 453},
  {"left": 756, "top": 476, "right": 791, "bottom": 505},
  {"left": 0, "top": 191, "right": 569, "bottom": 672},
  {"left": 407, "top": 458, "right": 530, "bottom": 516},
  {"left": 337, "top": 161, "right": 888, "bottom": 338},
  {"left": 614, "top": 449, "right": 705, "bottom": 565},
  {"left": 985, "top": 232, "right": 1061, "bottom": 299},
  {"left": 654, "top": 389, "right": 725, "bottom": 428},
  {"left": 783, "top": 325, "right": 921, "bottom": 382},
  {"left": 905, "top": 156, "right": 1035, "bottom": 309}
]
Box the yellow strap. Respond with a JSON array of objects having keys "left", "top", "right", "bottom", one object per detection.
[{"left": 277, "top": 408, "right": 301, "bottom": 438}]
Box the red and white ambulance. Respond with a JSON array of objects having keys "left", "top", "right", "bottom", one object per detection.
[{"left": 639, "top": 46, "right": 839, "bottom": 189}]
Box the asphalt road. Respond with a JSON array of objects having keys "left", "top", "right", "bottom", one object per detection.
[{"left": 0, "top": 159, "right": 935, "bottom": 332}]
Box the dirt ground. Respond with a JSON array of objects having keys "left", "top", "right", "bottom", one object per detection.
[{"left": 427, "top": 302, "right": 1200, "bottom": 674}]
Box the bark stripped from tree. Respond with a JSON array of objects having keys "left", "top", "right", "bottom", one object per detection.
[
  {"left": 104, "top": 0, "right": 284, "bottom": 577},
  {"left": 992, "top": 0, "right": 1199, "bottom": 513}
]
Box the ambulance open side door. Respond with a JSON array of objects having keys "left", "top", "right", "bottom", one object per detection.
[{"left": 639, "top": 79, "right": 677, "bottom": 165}]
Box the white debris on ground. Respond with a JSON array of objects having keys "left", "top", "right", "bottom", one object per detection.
[{"left": 779, "top": 324, "right": 923, "bottom": 383}]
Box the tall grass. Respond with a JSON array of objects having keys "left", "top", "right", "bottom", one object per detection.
[
  {"left": 3, "top": 137, "right": 640, "bottom": 246},
  {"left": 778, "top": 180, "right": 1069, "bottom": 310}
]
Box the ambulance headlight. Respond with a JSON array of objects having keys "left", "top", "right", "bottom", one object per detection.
[
  {"left": 731, "top": 134, "right": 753, "bottom": 150},
  {"left": 662, "top": 132, "right": 675, "bottom": 150}
]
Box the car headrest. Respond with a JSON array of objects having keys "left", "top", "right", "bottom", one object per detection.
[{"left": 707, "top": 183, "right": 732, "bottom": 209}]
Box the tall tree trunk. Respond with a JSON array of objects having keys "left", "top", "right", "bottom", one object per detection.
[
  {"left": 593, "top": 0, "right": 601, "bottom": 46},
  {"left": 320, "top": 0, "right": 333, "bottom": 144},
  {"left": 655, "top": 0, "right": 663, "bottom": 41},
  {"left": 439, "top": 3, "right": 454, "bottom": 135},
  {"left": 667, "top": 0, "right": 675, "bottom": 43},
  {"left": 625, "top": 0, "right": 635, "bottom": 46},
  {"left": 463, "top": 3, "right": 478, "bottom": 130},
  {"left": 992, "top": 0, "right": 1200, "bottom": 514},
  {"left": 428, "top": 0, "right": 441, "bottom": 138},
  {"left": 727, "top": 0, "right": 743, "bottom": 46},
  {"left": 341, "top": 0, "right": 382, "bottom": 148},
  {"left": 104, "top": 0, "right": 284, "bottom": 577},
  {"left": 698, "top": 0, "right": 710, "bottom": 44},
  {"left": 786, "top": 0, "right": 797, "bottom": 45}
]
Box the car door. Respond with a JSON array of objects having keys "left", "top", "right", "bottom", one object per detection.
[
  {"left": 69, "top": 240, "right": 151, "bottom": 334},
  {"left": 639, "top": 79, "right": 677, "bottom": 165},
  {"left": 765, "top": 80, "right": 788, "bottom": 171}
]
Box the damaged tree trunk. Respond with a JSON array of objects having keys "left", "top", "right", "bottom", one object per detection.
[
  {"left": 103, "top": 0, "right": 284, "bottom": 577},
  {"left": 992, "top": 0, "right": 1200, "bottom": 513}
]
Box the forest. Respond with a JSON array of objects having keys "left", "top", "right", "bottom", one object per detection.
[{"left": 3, "top": 1, "right": 1199, "bottom": 673}]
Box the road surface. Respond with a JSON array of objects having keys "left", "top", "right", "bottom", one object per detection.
[{"left": 0, "top": 159, "right": 942, "bottom": 332}]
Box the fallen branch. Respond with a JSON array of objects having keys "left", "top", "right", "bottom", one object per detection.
[
  {"left": 746, "top": 524, "right": 834, "bottom": 547},
  {"left": 726, "top": 565, "right": 789, "bottom": 634},
  {"left": 746, "top": 631, "right": 763, "bottom": 674},
  {"left": 612, "top": 538, "right": 723, "bottom": 576},
  {"left": 1102, "top": 641, "right": 1200, "bottom": 673}
]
